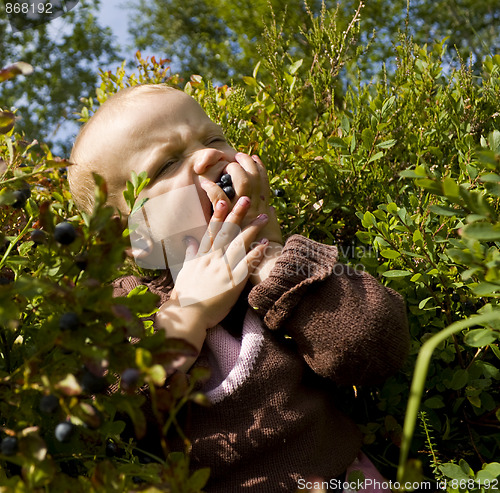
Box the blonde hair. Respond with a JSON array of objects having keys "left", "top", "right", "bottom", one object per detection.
[{"left": 68, "top": 84, "right": 181, "bottom": 215}]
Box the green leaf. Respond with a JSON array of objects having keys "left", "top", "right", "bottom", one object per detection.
[
  {"left": 449, "top": 369, "right": 468, "bottom": 390},
  {"left": 439, "top": 463, "right": 470, "bottom": 481},
  {"left": 0, "top": 111, "right": 15, "bottom": 134},
  {"left": 462, "top": 222, "right": 500, "bottom": 241},
  {"left": 415, "top": 178, "right": 442, "bottom": 194},
  {"left": 429, "top": 204, "right": 463, "bottom": 216},
  {"left": 442, "top": 176, "right": 460, "bottom": 198},
  {"left": 367, "top": 151, "right": 384, "bottom": 164},
  {"left": 464, "top": 328, "right": 498, "bottom": 347},
  {"left": 380, "top": 249, "right": 401, "bottom": 259},
  {"left": 424, "top": 395, "right": 445, "bottom": 409},
  {"left": 188, "top": 468, "right": 211, "bottom": 489},
  {"left": 376, "top": 139, "right": 396, "bottom": 149},
  {"left": 361, "top": 211, "right": 376, "bottom": 228},
  {"left": 288, "top": 59, "right": 303, "bottom": 75},
  {"left": 362, "top": 128, "right": 374, "bottom": 149},
  {"left": 383, "top": 270, "right": 412, "bottom": 278}
]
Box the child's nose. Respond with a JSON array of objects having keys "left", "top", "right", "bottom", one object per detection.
[{"left": 192, "top": 148, "right": 226, "bottom": 175}]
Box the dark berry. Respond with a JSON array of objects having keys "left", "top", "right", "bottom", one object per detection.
[
  {"left": 55, "top": 422, "right": 75, "bottom": 443},
  {"left": 222, "top": 186, "right": 235, "bottom": 200},
  {"left": 40, "top": 394, "right": 59, "bottom": 414},
  {"left": 0, "top": 277, "right": 12, "bottom": 285},
  {"left": 220, "top": 173, "right": 232, "bottom": 186},
  {"left": 105, "top": 441, "right": 118, "bottom": 457},
  {"left": 215, "top": 181, "right": 223, "bottom": 188},
  {"left": 30, "top": 229, "right": 46, "bottom": 244},
  {"left": 59, "top": 312, "right": 80, "bottom": 332},
  {"left": 273, "top": 188, "right": 285, "bottom": 197},
  {"left": 54, "top": 222, "right": 76, "bottom": 245},
  {"left": 451, "top": 292, "right": 460, "bottom": 302},
  {"left": 121, "top": 368, "right": 140, "bottom": 391},
  {"left": 1, "top": 437, "right": 18, "bottom": 456},
  {"left": 12, "top": 190, "right": 27, "bottom": 209},
  {"left": 81, "top": 368, "right": 107, "bottom": 394},
  {"left": 74, "top": 253, "right": 88, "bottom": 271}
]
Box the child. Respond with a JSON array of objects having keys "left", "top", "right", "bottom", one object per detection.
[{"left": 68, "top": 84, "right": 410, "bottom": 492}]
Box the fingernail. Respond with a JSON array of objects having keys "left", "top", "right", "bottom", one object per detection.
[
  {"left": 260, "top": 237, "right": 269, "bottom": 244},
  {"left": 216, "top": 200, "right": 226, "bottom": 210},
  {"left": 256, "top": 213, "right": 268, "bottom": 222},
  {"left": 237, "top": 196, "right": 251, "bottom": 207}
]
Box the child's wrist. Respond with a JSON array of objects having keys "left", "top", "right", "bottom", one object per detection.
[
  {"left": 156, "top": 296, "right": 208, "bottom": 351},
  {"left": 249, "top": 241, "right": 283, "bottom": 285}
]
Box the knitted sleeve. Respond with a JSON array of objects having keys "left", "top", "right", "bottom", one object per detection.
[{"left": 247, "top": 235, "right": 410, "bottom": 386}]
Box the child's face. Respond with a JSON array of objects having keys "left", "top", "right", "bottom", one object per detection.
[
  {"left": 88, "top": 89, "right": 242, "bottom": 270},
  {"left": 93, "top": 89, "right": 237, "bottom": 222}
]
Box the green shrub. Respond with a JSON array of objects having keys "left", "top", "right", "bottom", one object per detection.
[{"left": 1, "top": 2, "right": 499, "bottom": 491}]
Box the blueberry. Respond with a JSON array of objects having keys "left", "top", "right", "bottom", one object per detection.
[
  {"left": 74, "top": 253, "right": 88, "bottom": 271},
  {"left": 105, "top": 441, "right": 119, "bottom": 457},
  {"left": 273, "top": 188, "right": 285, "bottom": 197},
  {"left": 121, "top": 368, "right": 140, "bottom": 391},
  {"left": 30, "top": 229, "right": 46, "bottom": 244},
  {"left": 40, "top": 394, "right": 59, "bottom": 414},
  {"left": 55, "top": 422, "right": 75, "bottom": 443},
  {"left": 11, "top": 190, "right": 27, "bottom": 209},
  {"left": 451, "top": 292, "right": 460, "bottom": 302},
  {"left": 59, "top": 312, "right": 80, "bottom": 332},
  {"left": 81, "top": 367, "right": 107, "bottom": 394},
  {"left": 222, "top": 186, "right": 235, "bottom": 200},
  {"left": 215, "top": 181, "right": 223, "bottom": 188},
  {"left": 220, "top": 173, "right": 232, "bottom": 186},
  {"left": 54, "top": 222, "right": 76, "bottom": 245},
  {"left": 1, "top": 437, "right": 18, "bottom": 456}
]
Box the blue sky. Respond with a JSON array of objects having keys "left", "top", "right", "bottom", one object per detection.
[{"left": 98, "top": 0, "right": 130, "bottom": 59}]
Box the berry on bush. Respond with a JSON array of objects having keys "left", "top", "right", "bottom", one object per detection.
[
  {"left": 1, "top": 436, "right": 18, "bottom": 456},
  {"left": 74, "top": 253, "right": 88, "bottom": 271},
  {"left": 273, "top": 188, "right": 285, "bottom": 197},
  {"left": 59, "top": 312, "right": 80, "bottom": 332},
  {"left": 81, "top": 367, "right": 107, "bottom": 394},
  {"left": 105, "top": 440, "right": 118, "bottom": 457},
  {"left": 39, "top": 394, "right": 60, "bottom": 414},
  {"left": 12, "top": 186, "right": 31, "bottom": 208},
  {"left": 54, "top": 222, "right": 77, "bottom": 245},
  {"left": 55, "top": 422, "right": 75, "bottom": 443},
  {"left": 30, "top": 229, "right": 46, "bottom": 244},
  {"left": 120, "top": 368, "right": 140, "bottom": 391}
]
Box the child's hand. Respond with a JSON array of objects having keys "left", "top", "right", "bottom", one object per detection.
[
  {"left": 155, "top": 196, "right": 269, "bottom": 370},
  {"left": 202, "top": 152, "right": 282, "bottom": 246}
]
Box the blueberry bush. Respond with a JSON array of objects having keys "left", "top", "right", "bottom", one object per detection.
[{"left": 2, "top": 3, "right": 500, "bottom": 491}]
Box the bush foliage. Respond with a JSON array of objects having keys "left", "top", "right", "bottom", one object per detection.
[{"left": 1, "top": 3, "right": 499, "bottom": 492}]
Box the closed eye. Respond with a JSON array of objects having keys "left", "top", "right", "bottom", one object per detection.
[
  {"left": 156, "top": 159, "right": 177, "bottom": 178},
  {"left": 206, "top": 137, "right": 226, "bottom": 146}
]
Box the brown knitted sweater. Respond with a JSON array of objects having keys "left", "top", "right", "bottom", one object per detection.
[{"left": 112, "top": 235, "right": 409, "bottom": 492}]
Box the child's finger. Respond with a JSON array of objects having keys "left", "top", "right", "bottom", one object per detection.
[
  {"left": 198, "top": 199, "right": 228, "bottom": 254},
  {"left": 224, "top": 212, "right": 269, "bottom": 265},
  {"left": 230, "top": 238, "right": 269, "bottom": 286},
  {"left": 200, "top": 179, "right": 230, "bottom": 210},
  {"left": 212, "top": 196, "right": 252, "bottom": 251},
  {"left": 183, "top": 236, "right": 199, "bottom": 262},
  {"left": 252, "top": 154, "right": 271, "bottom": 200}
]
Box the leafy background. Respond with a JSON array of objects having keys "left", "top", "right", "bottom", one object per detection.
[{"left": 1, "top": 1, "right": 499, "bottom": 491}]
